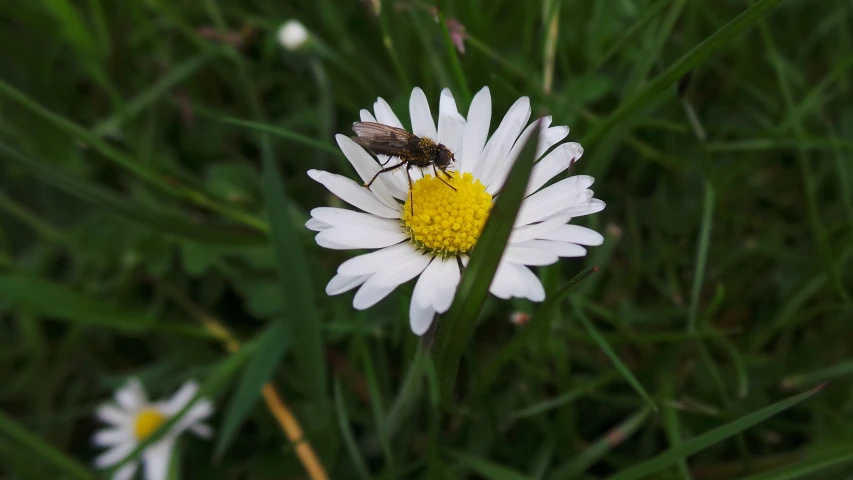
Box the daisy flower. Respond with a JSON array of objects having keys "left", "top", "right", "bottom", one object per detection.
[
  {"left": 92, "top": 379, "right": 214, "bottom": 480},
  {"left": 307, "top": 86, "right": 605, "bottom": 335}
]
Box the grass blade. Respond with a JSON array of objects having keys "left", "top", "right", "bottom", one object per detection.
[
  {"left": 0, "top": 141, "right": 262, "bottom": 245},
  {"left": 0, "top": 273, "right": 155, "bottom": 331},
  {"left": 432, "top": 121, "right": 542, "bottom": 405},
  {"left": 571, "top": 299, "right": 658, "bottom": 412},
  {"left": 334, "top": 381, "right": 373, "bottom": 480},
  {"left": 0, "top": 409, "right": 97, "bottom": 480},
  {"left": 213, "top": 321, "right": 292, "bottom": 460},
  {"left": 607, "top": 383, "right": 828, "bottom": 480},
  {"left": 451, "top": 451, "right": 534, "bottom": 480},
  {"left": 584, "top": 0, "right": 784, "bottom": 146},
  {"left": 259, "top": 134, "right": 328, "bottom": 415},
  {"left": 735, "top": 447, "right": 853, "bottom": 480}
]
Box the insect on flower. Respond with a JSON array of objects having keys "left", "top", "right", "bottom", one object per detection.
[{"left": 351, "top": 122, "right": 457, "bottom": 213}]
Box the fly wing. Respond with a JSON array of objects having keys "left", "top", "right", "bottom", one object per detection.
[{"left": 351, "top": 122, "right": 417, "bottom": 157}]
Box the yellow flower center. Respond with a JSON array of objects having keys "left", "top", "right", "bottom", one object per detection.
[
  {"left": 402, "top": 172, "right": 492, "bottom": 257},
  {"left": 133, "top": 408, "right": 166, "bottom": 440}
]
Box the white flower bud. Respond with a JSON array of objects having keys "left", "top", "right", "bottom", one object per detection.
[{"left": 277, "top": 20, "right": 309, "bottom": 51}]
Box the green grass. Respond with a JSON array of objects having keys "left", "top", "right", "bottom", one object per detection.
[{"left": 2, "top": 0, "right": 853, "bottom": 479}]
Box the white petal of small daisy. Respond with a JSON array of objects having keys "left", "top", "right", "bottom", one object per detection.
[
  {"left": 510, "top": 263, "right": 546, "bottom": 301},
  {"left": 473, "top": 96, "right": 530, "bottom": 182},
  {"left": 142, "top": 440, "right": 173, "bottom": 480},
  {"left": 94, "top": 442, "right": 135, "bottom": 468},
  {"left": 409, "top": 87, "right": 437, "bottom": 140},
  {"left": 316, "top": 227, "right": 407, "bottom": 250},
  {"left": 160, "top": 381, "right": 198, "bottom": 415},
  {"left": 413, "top": 257, "right": 461, "bottom": 313},
  {"left": 437, "top": 88, "right": 466, "bottom": 154},
  {"left": 459, "top": 87, "right": 491, "bottom": 174},
  {"left": 538, "top": 125, "right": 571, "bottom": 158},
  {"left": 308, "top": 170, "right": 400, "bottom": 218},
  {"left": 543, "top": 198, "right": 607, "bottom": 221},
  {"left": 96, "top": 405, "right": 131, "bottom": 428},
  {"left": 114, "top": 378, "right": 146, "bottom": 412},
  {"left": 190, "top": 423, "right": 214, "bottom": 439},
  {"left": 113, "top": 462, "right": 139, "bottom": 480},
  {"left": 92, "top": 428, "right": 128, "bottom": 447},
  {"left": 484, "top": 115, "right": 551, "bottom": 193},
  {"left": 372, "top": 251, "right": 432, "bottom": 288},
  {"left": 170, "top": 400, "right": 214, "bottom": 436},
  {"left": 326, "top": 273, "right": 370, "bottom": 295},
  {"left": 515, "top": 177, "right": 595, "bottom": 226},
  {"left": 508, "top": 218, "right": 566, "bottom": 244}
]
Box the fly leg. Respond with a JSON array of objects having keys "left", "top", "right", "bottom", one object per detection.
[
  {"left": 365, "top": 160, "right": 407, "bottom": 188},
  {"left": 434, "top": 165, "right": 458, "bottom": 191},
  {"left": 407, "top": 165, "right": 415, "bottom": 216}
]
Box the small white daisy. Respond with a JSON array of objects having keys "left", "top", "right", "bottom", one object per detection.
[
  {"left": 277, "top": 20, "right": 309, "bottom": 51},
  {"left": 307, "top": 86, "right": 605, "bottom": 335},
  {"left": 92, "top": 379, "right": 214, "bottom": 480}
]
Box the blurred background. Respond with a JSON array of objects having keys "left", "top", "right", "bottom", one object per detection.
[{"left": 1, "top": 0, "right": 852, "bottom": 478}]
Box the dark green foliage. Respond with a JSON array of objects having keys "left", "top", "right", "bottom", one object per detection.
[{"left": 1, "top": 0, "right": 852, "bottom": 478}]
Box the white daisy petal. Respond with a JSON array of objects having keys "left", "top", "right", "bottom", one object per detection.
[
  {"left": 515, "top": 177, "right": 596, "bottom": 226},
  {"left": 409, "top": 299, "right": 436, "bottom": 336},
  {"left": 409, "top": 87, "right": 437, "bottom": 140},
  {"left": 162, "top": 381, "right": 199, "bottom": 415},
  {"left": 504, "top": 245, "right": 559, "bottom": 266},
  {"left": 358, "top": 108, "right": 412, "bottom": 191},
  {"left": 308, "top": 170, "right": 401, "bottom": 218},
  {"left": 171, "top": 399, "right": 214, "bottom": 434},
  {"left": 113, "top": 462, "right": 138, "bottom": 480},
  {"left": 486, "top": 116, "right": 553, "bottom": 193},
  {"left": 92, "top": 428, "right": 130, "bottom": 447},
  {"left": 311, "top": 207, "right": 402, "bottom": 232},
  {"left": 360, "top": 109, "right": 377, "bottom": 122},
  {"left": 338, "top": 243, "right": 414, "bottom": 276},
  {"left": 316, "top": 227, "right": 407, "bottom": 250},
  {"left": 372, "top": 250, "right": 432, "bottom": 287},
  {"left": 474, "top": 96, "right": 530, "bottom": 182},
  {"left": 335, "top": 135, "right": 404, "bottom": 205},
  {"left": 431, "top": 257, "right": 462, "bottom": 313},
  {"left": 543, "top": 198, "right": 606, "bottom": 220},
  {"left": 508, "top": 218, "right": 565, "bottom": 243},
  {"left": 326, "top": 273, "right": 370, "bottom": 295},
  {"left": 511, "top": 262, "right": 546, "bottom": 301},
  {"left": 536, "top": 125, "right": 570, "bottom": 158},
  {"left": 539, "top": 224, "right": 604, "bottom": 246},
  {"left": 94, "top": 442, "right": 135, "bottom": 468},
  {"left": 489, "top": 262, "right": 517, "bottom": 300},
  {"left": 459, "top": 87, "right": 491, "bottom": 174},
  {"left": 190, "top": 423, "right": 214, "bottom": 439},
  {"left": 374, "top": 97, "right": 404, "bottom": 128},
  {"left": 437, "top": 88, "right": 466, "bottom": 155},
  {"left": 518, "top": 239, "right": 588, "bottom": 257},
  {"left": 305, "top": 218, "right": 331, "bottom": 232},
  {"left": 353, "top": 275, "right": 397, "bottom": 309},
  {"left": 412, "top": 258, "right": 438, "bottom": 308},
  {"left": 525, "top": 144, "right": 585, "bottom": 197},
  {"left": 96, "top": 405, "right": 130, "bottom": 427},
  {"left": 114, "top": 378, "right": 146, "bottom": 413},
  {"left": 142, "top": 440, "right": 173, "bottom": 480}
]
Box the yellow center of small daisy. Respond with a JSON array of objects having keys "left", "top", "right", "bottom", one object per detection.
[
  {"left": 133, "top": 408, "right": 166, "bottom": 440},
  {"left": 402, "top": 172, "right": 492, "bottom": 257}
]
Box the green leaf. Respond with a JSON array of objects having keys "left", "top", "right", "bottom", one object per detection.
[
  {"left": 432, "top": 120, "right": 542, "bottom": 406},
  {"left": 108, "top": 338, "right": 258, "bottom": 475},
  {"left": 584, "top": 0, "right": 784, "bottom": 146},
  {"left": 451, "top": 451, "right": 534, "bottom": 480},
  {"left": 213, "top": 321, "right": 292, "bottom": 460},
  {"left": 606, "top": 384, "right": 827, "bottom": 480},
  {"left": 0, "top": 141, "right": 262, "bottom": 246},
  {"left": 259, "top": 134, "right": 328, "bottom": 414},
  {"left": 0, "top": 273, "right": 154, "bottom": 331},
  {"left": 571, "top": 299, "right": 658, "bottom": 412},
  {"left": 0, "top": 409, "right": 97, "bottom": 480}
]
